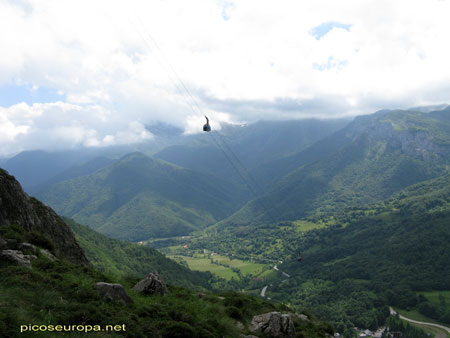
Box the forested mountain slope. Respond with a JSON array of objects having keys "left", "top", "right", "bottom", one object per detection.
[
  {"left": 223, "top": 108, "right": 450, "bottom": 226},
  {"left": 36, "top": 152, "right": 246, "bottom": 241}
]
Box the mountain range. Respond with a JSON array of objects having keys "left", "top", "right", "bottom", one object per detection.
[{"left": 3, "top": 105, "right": 449, "bottom": 335}]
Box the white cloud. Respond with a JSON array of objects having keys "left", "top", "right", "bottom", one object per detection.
[
  {"left": 0, "top": 101, "right": 153, "bottom": 156},
  {"left": 1, "top": 0, "right": 450, "bottom": 155}
]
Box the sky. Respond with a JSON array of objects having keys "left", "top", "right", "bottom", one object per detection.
[{"left": 1, "top": 0, "right": 450, "bottom": 156}]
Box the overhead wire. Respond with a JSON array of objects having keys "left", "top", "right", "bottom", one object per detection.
[{"left": 120, "top": 9, "right": 288, "bottom": 227}]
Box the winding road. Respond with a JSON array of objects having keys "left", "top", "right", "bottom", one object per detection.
[
  {"left": 261, "top": 265, "right": 290, "bottom": 298},
  {"left": 260, "top": 285, "right": 268, "bottom": 297},
  {"left": 390, "top": 307, "right": 450, "bottom": 338}
]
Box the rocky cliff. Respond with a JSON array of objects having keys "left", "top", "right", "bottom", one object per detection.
[
  {"left": 345, "top": 109, "right": 450, "bottom": 160},
  {"left": 0, "top": 168, "right": 88, "bottom": 264}
]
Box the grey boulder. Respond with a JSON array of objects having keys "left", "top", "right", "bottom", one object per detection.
[
  {"left": 1, "top": 249, "right": 37, "bottom": 267},
  {"left": 94, "top": 282, "right": 133, "bottom": 305},
  {"left": 133, "top": 272, "right": 168, "bottom": 295},
  {"left": 250, "top": 312, "right": 295, "bottom": 338}
]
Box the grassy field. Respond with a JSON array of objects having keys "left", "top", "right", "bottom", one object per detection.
[
  {"left": 168, "top": 254, "right": 266, "bottom": 280},
  {"left": 292, "top": 220, "right": 326, "bottom": 232},
  {"left": 419, "top": 291, "right": 450, "bottom": 310},
  {"left": 395, "top": 308, "right": 450, "bottom": 338},
  {"left": 395, "top": 308, "right": 441, "bottom": 325}
]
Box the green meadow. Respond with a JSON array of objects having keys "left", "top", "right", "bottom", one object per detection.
[
  {"left": 168, "top": 253, "right": 266, "bottom": 281},
  {"left": 419, "top": 291, "right": 450, "bottom": 311}
]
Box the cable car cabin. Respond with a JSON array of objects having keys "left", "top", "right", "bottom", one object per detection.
[
  {"left": 203, "top": 115, "right": 211, "bottom": 132},
  {"left": 297, "top": 255, "right": 302, "bottom": 262}
]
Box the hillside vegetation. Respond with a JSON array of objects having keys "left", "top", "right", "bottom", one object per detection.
[
  {"left": 67, "top": 217, "right": 212, "bottom": 289},
  {"left": 36, "top": 152, "right": 245, "bottom": 241},
  {"left": 0, "top": 171, "right": 334, "bottom": 338},
  {"left": 186, "top": 174, "right": 450, "bottom": 334},
  {"left": 222, "top": 108, "right": 450, "bottom": 226}
]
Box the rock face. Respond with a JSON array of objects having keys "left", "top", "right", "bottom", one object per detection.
[
  {"left": 94, "top": 282, "right": 133, "bottom": 305},
  {"left": 0, "top": 169, "right": 88, "bottom": 264},
  {"left": 133, "top": 272, "right": 168, "bottom": 295},
  {"left": 1, "top": 249, "right": 37, "bottom": 267},
  {"left": 17, "top": 242, "right": 37, "bottom": 254},
  {"left": 39, "top": 248, "right": 57, "bottom": 261},
  {"left": 250, "top": 312, "right": 295, "bottom": 338},
  {"left": 346, "top": 111, "right": 450, "bottom": 160}
]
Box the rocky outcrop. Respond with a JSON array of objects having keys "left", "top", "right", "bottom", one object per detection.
[
  {"left": 250, "top": 312, "right": 295, "bottom": 338},
  {"left": 17, "top": 242, "right": 36, "bottom": 254},
  {"left": 1, "top": 249, "right": 37, "bottom": 267},
  {"left": 40, "top": 248, "right": 57, "bottom": 261},
  {"left": 293, "top": 313, "right": 309, "bottom": 321},
  {"left": 133, "top": 272, "right": 168, "bottom": 295},
  {"left": 345, "top": 111, "right": 450, "bottom": 160},
  {"left": 0, "top": 169, "right": 88, "bottom": 264},
  {"left": 94, "top": 282, "right": 133, "bottom": 305}
]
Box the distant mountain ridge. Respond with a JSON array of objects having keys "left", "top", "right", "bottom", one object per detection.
[
  {"left": 155, "top": 119, "right": 349, "bottom": 184},
  {"left": 222, "top": 107, "right": 450, "bottom": 225},
  {"left": 33, "top": 119, "right": 349, "bottom": 241}
]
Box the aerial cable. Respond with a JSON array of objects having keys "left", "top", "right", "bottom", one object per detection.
[
  {"left": 127, "top": 19, "right": 203, "bottom": 118},
  {"left": 100, "top": 7, "right": 301, "bottom": 261},
  {"left": 126, "top": 11, "right": 285, "bottom": 226},
  {"left": 213, "top": 129, "right": 286, "bottom": 222},
  {"left": 135, "top": 17, "right": 206, "bottom": 117}
]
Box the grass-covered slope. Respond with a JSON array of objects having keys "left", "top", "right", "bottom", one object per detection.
[
  {"left": 0, "top": 174, "right": 334, "bottom": 338},
  {"left": 36, "top": 152, "right": 244, "bottom": 241},
  {"left": 0, "top": 249, "right": 334, "bottom": 338},
  {"left": 66, "top": 217, "right": 212, "bottom": 289}
]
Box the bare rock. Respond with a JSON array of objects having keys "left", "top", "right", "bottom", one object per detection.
[
  {"left": 290, "top": 313, "right": 309, "bottom": 321},
  {"left": 250, "top": 312, "right": 295, "bottom": 338},
  {"left": 1, "top": 249, "right": 37, "bottom": 267},
  {"left": 0, "top": 237, "right": 7, "bottom": 250},
  {"left": 17, "top": 242, "right": 36, "bottom": 254},
  {"left": 94, "top": 282, "right": 133, "bottom": 305},
  {"left": 40, "top": 248, "right": 57, "bottom": 261},
  {"left": 133, "top": 272, "right": 168, "bottom": 296},
  {"left": 298, "top": 314, "right": 309, "bottom": 321},
  {"left": 235, "top": 321, "right": 245, "bottom": 330}
]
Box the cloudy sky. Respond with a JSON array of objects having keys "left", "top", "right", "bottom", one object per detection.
[{"left": 1, "top": 0, "right": 450, "bottom": 156}]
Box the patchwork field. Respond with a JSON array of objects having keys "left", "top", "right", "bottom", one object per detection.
[{"left": 168, "top": 253, "right": 266, "bottom": 280}]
